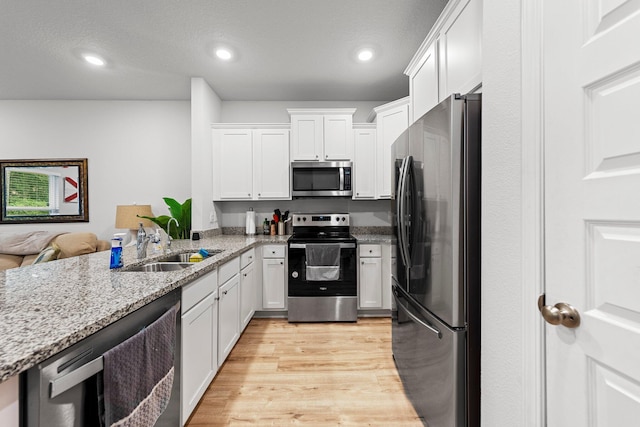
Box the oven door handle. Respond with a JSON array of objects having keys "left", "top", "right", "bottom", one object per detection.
[
  {"left": 50, "top": 356, "right": 104, "bottom": 398},
  {"left": 289, "top": 242, "right": 356, "bottom": 249}
]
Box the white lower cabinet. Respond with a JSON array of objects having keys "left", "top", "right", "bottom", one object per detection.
[
  {"left": 359, "top": 244, "right": 383, "bottom": 309},
  {"left": 218, "top": 272, "right": 240, "bottom": 366},
  {"left": 262, "top": 245, "right": 286, "bottom": 309},
  {"left": 181, "top": 270, "right": 218, "bottom": 425},
  {"left": 0, "top": 375, "right": 19, "bottom": 427},
  {"left": 240, "top": 249, "right": 256, "bottom": 329}
]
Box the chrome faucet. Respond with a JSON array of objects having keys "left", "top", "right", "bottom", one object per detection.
[
  {"left": 165, "top": 217, "right": 179, "bottom": 253},
  {"left": 136, "top": 223, "right": 150, "bottom": 259}
]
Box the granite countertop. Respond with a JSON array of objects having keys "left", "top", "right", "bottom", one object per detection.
[
  {"left": 0, "top": 233, "right": 392, "bottom": 383},
  {"left": 0, "top": 234, "right": 288, "bottom": 383}
]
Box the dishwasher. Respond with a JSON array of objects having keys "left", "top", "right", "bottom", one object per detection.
[{"left": 21, "top": 288, "right": 181, "bottom": 427}]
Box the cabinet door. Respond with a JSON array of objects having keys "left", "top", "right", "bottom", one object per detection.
[
  {"left": 376, "top": 103, "right": 409, "bottom": 199},
  {"left": 323, "top": 114, "right": 353, "bottom": 160},
  {"left": 353, "top": 129, "right": 376, "bottom": 199},
  {"left": 213, "top": 129, "right": 253, "bottom": 199},
  {"left": 181, "top": 291, "right": 218, "bottom": 423},
  {"left": 240, "top": 262, "right": 256, "bottom": 330},
  {"left": 253, "top": 129, "right": 291, "bottom": 199},
  {"left": 290, "top": 115, "right": 323, "bottom": 160},
  {"left": 411, "top": 41, "right": 439, "bottom": 123},
  {"left": 438, "top": 0, "right": 482, "bottom": 100},
  {"left": 218, "top": 275, "right": 240, "bottom": 365},
  {"left": 360, "top": 257, "right": 382, "bottom": 308},
  {"left": 262, "top": 258, "right": 285, "bottom": 309}
]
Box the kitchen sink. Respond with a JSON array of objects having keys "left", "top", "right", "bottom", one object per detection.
[
  {"left": 121, "top": 262, "right": 195, "bottom": 272},
  {"left": 155, "top": 249, "right": 223, "bottom": 263}
]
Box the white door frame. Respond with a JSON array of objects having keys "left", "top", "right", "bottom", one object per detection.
[{"left": 521, "top": 0, "right": 545, "bottom": 425}]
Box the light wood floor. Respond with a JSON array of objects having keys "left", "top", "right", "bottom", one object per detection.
[{"left": 186, "top": 317, "right": 423, "bottom": 426}]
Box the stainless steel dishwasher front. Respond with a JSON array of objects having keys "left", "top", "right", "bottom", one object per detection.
[{"left": 21, "top": 288, "right": 181, "bottom": 427}]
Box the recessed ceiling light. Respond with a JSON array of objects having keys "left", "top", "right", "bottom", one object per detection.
[
  {"left": 215, "top": 48, "right": 233, "bottom": 60},
  {"left": 83, "top": 54, "right": 105, "bottom": 66},
  {"left": 357, "top": 49, "right": 374, "bottom": 62}
]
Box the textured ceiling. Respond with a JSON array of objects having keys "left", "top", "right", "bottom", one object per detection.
[{"left": 0, "top": 0, "right": 447, "bottom": 101}]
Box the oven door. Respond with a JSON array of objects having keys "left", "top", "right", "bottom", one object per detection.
[{"left": 288, "top": 241, "right": 357, "bottom": 296}]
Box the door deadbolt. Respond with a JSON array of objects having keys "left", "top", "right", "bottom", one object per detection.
[{"left": 537, "top": 294, "right": 581, "bottom": 328}]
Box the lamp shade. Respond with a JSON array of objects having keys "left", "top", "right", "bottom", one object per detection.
[{"left": 115, "top": 205, "right": 154, "bottom": 229}]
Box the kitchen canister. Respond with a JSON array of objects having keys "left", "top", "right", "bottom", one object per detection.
[
  {"left": 277, "top": 222, "right": 284, "bottom": 235},
  {"left": 245, "top": 208, "right": 256, "bottom": 235}
]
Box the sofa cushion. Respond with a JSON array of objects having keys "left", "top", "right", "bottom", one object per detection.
[
  {"left": 21, "top": 254, "right": 39, "bottom": 267},
  {"left": 0, "top": 231, "right": 64, "bottom": 255},
  {"left": 0, "top": 254, "right": 22, "bottom": 271},
  {"left": 32, "top": 243, "right": 61, "bottom": 265},
  {"left": 54, "top": 233, "right": 98, "bottom": 259}
]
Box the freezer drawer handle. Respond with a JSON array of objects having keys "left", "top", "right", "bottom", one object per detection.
[{"left": 395, "top": 294, "right": 442, "bottom": 339}]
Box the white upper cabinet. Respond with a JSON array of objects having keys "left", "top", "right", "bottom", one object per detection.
[
  {"left": 409, "top": 42, "right": 439, "bottom": 123},
  {"left": 213, "top": 125, "right": 290, "bottom": 201},
  {"left": 405, "top": 0, "right": 482, "bottom": 124},
  {"left": 288, "top": 109, "right": 356, "bottom": 161},
  {"left": 212, "top": 129, "right": 253, "bottom": 200},
  {"left": 353, "top": 125, "right": 376, "bottom": 200},
  {"left": 253, "top": 129, "right": 290, "bottom": 200},
  {"left": 372, "top": 98, "right": 409, "bottom": 199},
  {"left": 438, "top": 0, "right": 482, "bottom": 101}
]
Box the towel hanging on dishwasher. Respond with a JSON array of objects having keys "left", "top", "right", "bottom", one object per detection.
[
  {"left": 305, "top": 243, "right": 340, "bottom": 281},
  {"left": 99, "top": 302, "right": 179, "bottom": 427}
]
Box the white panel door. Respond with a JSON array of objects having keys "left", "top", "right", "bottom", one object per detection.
[
  {"left": 411, "top": 41, "right": 439, "bottom": 123},
  {"left": 240, "top": 262, "right": 256, "bottom": 330},
  {"left": 218, "top": 275, "right": 240, "bottom": 365},
  {"left": 262, "top": 258, "right": 285, "bottom": 309},
  {"left": 253, "top": 129, "right": 290, "bottom": 199},
  {"left": 353, "top": 128, "right": 376, "bottom": 199},
  {"left": 290, "top": 115, "right": 323, "bottom": 160},
  {"left": 213, "top": 129, "right": 253, "bottom": 199},
  {"left": 359, "top": 257, "right": 382, "bottom": 308},
  {"left": 376, "top": 104, "right": 409, "bottom": 199},
  {"left": 437, "top": 0, "right": 482, "bottom": 100},
  {"left": 543, "top": 0, "right": 640, "bottom": 425},
  {"left": 323, "top": 114, "right": 353, "bottom": 160}
]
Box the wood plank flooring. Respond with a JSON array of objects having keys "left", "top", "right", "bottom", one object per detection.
[{"left": 186, "top": 317, "right": 423, "bottom": 426}]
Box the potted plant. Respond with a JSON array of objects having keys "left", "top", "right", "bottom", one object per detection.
[{"left": 138, "top": 197, "right": 191, "bottom": 239}]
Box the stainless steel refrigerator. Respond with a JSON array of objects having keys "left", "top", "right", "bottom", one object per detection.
[{"left": 391, "top": 94, "right": 481, "bottom": 427}]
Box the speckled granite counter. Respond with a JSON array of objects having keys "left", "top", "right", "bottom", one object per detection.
[
  {"left": 0, "top": 233, "right": 393, "bottom": 383},
  {"left": 0, "top": 234, "right": 288, "bottom": 383}
]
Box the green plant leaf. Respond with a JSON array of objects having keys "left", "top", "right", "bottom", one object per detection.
[{"left": 136, "top": 197, "right": 192, "bottom": 239}]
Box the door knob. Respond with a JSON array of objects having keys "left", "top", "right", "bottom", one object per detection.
[{"left": 537, "top": 294, "right": 580, "bottom": 328}]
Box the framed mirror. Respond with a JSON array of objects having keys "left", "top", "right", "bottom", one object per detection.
[{"left": 0, "top": 158, "right": 89, "bottom": 224}]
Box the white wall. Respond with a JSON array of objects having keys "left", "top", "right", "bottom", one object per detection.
[
  {"left": 191, "top": 78, "right": 222, "bottom": 232},
  {"left": 481, "top": 0, "right": 526, "bottom": 426},
  {"left": 221, "top": 101, "right": 386, "bottom": 123},
  {"left": 0, "top": 101, "right": 190, "bottom": 240}
]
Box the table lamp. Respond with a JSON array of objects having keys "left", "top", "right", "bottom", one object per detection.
[{"left": 115, "top": 204, "right": 155, "bottom": 245}]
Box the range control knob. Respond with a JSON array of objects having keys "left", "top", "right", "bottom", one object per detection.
[
  {"left": 302, "top": 217, "right": 307, "bottom": 221},
  {"left": 335, "top": 216, "right": 340, "bottom": 222},
  {"left": 342, "top": 217, "right": 346, "bottom": 222},
  {"left": 292, "top": 271, "right": 299, "bottom": 279}
]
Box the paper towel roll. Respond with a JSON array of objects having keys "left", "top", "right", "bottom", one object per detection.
[{"left": 245, "top": 208, "right": 256, "bottom": 235}]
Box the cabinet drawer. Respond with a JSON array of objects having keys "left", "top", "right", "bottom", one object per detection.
[
  {"left": 182, "top": 271, "right": 217, "bottom": 313},
  {"left": 219, "top": 257, "right": 240, "bottom": 285},
  {"left": 240, "top": 248, "right": 255, "bottom": 269},
  {"left": 262, "top": 245, "right": 285, "bottom": 258},
  {"left": 359, "top": 244, "right": 382, "bottom": 257}
]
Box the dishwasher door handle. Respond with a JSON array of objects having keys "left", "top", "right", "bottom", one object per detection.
[{"left": 50, "top": 356, "right": 104, "bottom": 399}]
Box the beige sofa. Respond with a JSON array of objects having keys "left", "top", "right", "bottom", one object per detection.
[{"left": 0, "top": 232, "right": 110, "bottom": 271}]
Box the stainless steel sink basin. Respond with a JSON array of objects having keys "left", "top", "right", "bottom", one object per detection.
[
  {"left": 155, "top": 249, "right": 223, "bottom": 263},
  {"left": 122, "top": 262, "right": 194, "bottom": 272}
]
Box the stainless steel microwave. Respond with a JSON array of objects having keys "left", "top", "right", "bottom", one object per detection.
[{"left": 291, "top": 161, "right": 353, "bottom": 197}]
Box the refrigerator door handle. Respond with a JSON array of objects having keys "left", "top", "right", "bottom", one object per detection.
[
  {"left": 397, "top": 156, "right": 412, "bottom": 269},
  {"left": 394, "top": 292, "right": 442, "bottom": 339},
  {"left": 396, "top": 157, "right": 408, "bottom": 267}
]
